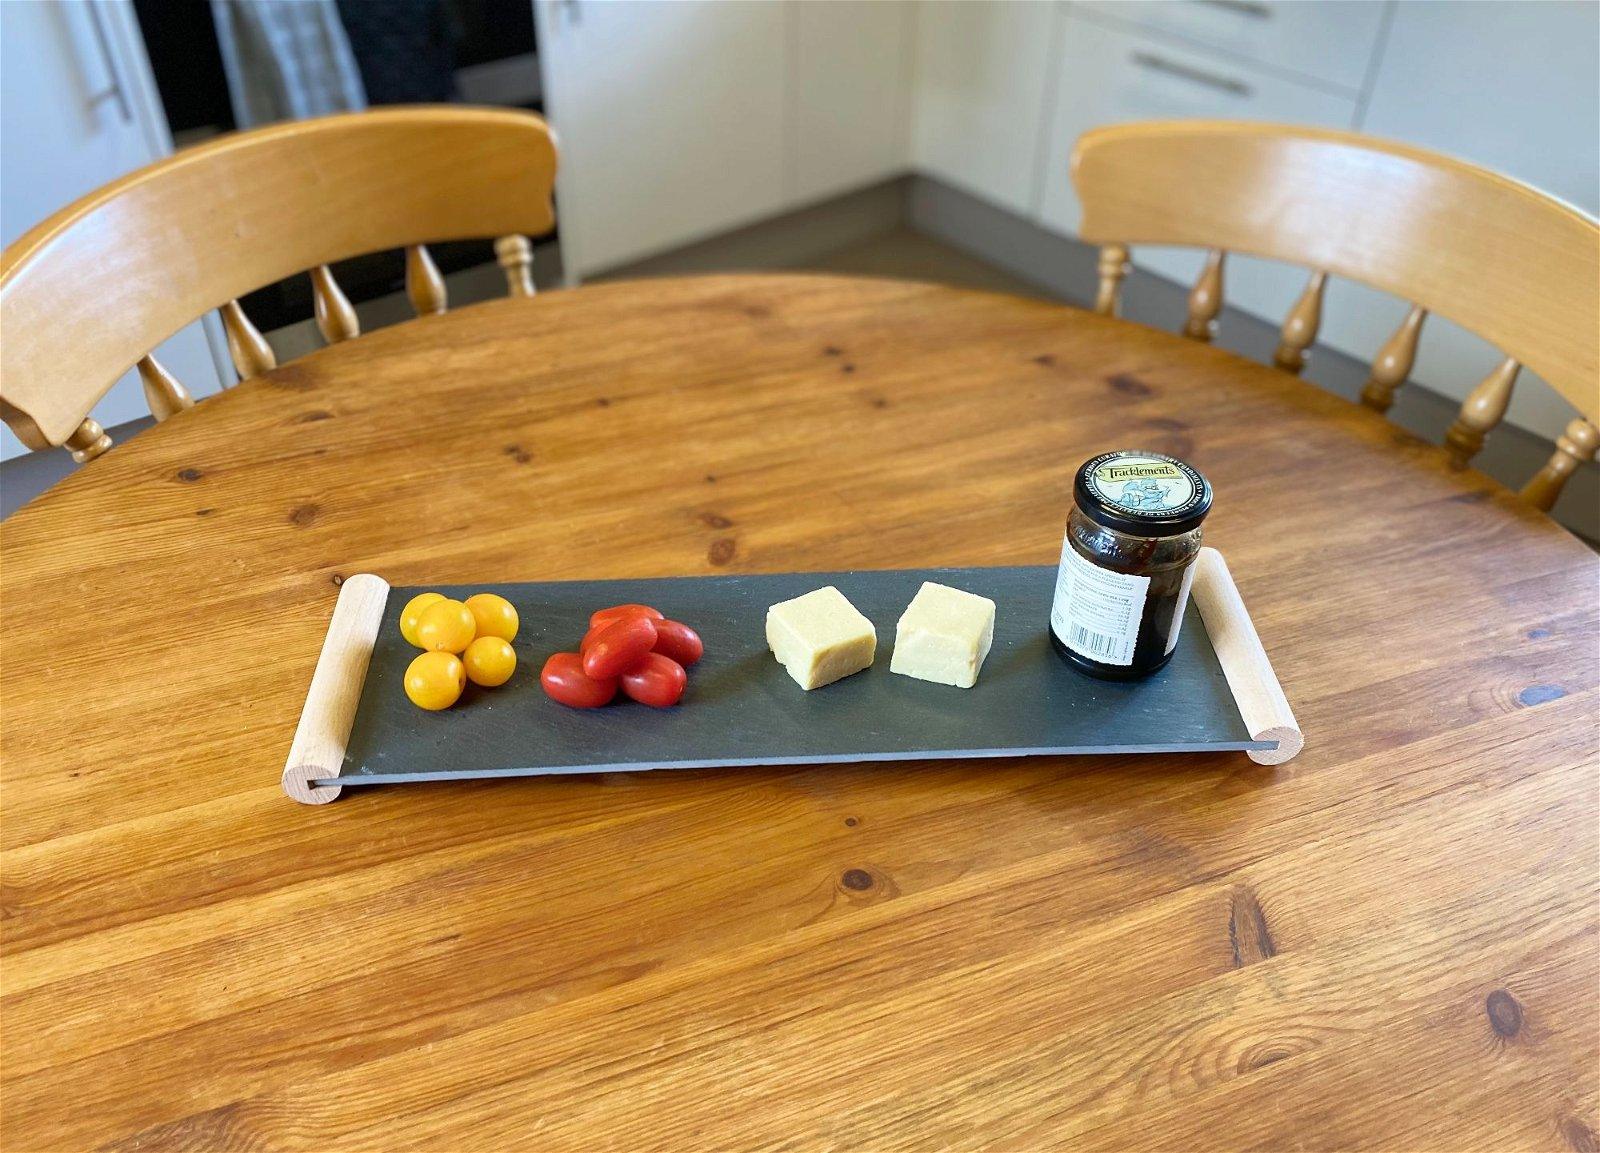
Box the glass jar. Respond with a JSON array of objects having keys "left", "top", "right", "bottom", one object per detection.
[{"left": 1048, "top": 450, "right": 1212, "bottom": 680}]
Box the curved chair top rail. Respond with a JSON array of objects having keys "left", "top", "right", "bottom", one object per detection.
[
  {"left": 0, "top": 106, "right": 558, "bottom": 448},
  {"left": 1071, "top": 120, "right": 1598, "bottom": 423}
]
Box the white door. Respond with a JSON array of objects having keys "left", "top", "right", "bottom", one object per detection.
[
  {"left": 1, "top": 0, "right": 226, "bottom": 460},
  {"left": 535, "top": 0, "right": 788, "bottom": 278},
  {"left": 909, "top": 0, "right": 1057, "bottom": 218}
]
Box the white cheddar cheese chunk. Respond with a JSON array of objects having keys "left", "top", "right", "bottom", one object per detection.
[
  {"left": 889, "top": 581, "right": 996, "bottom": 688},
  {"left": 766, "top": 586, "right": 877, "bottom": 690}
]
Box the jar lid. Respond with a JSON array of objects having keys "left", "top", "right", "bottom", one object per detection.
[{"left": 1074, "top": 450, "right": 1212, "bottom": 537}]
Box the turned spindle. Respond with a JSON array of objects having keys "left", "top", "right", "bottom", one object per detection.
[
  {"left": 1093, "top": 243, "right": 1130, "bottom": 317},
  {"left": 405, "top": 244, "right": 447, "bottom": 317},
  {"left": 310, "top": 265, "right": 359, "bottom": 344},
  {"left": 221, "top": 300, "right": 276, "bottom": 379},
  {"left": 495, "top": 235, "right": 536, "bottom": 298},
  {"left": 1521, "top": 418, "right": 1600, "bottom": 511},
  {"left": 1273, "top": 271, "right": 1326, "bottom": 375},
  {"left": 65, "top": 418, "right": 111, "bottom": 463},
  {"left": 1444, "top": 356, "right": 1520, "bottom": 467},
  {"left": 1360, "top": 306, "right": 1427, "bottom": 413},
  {"left": 1183, "top": 250, "right": 1225, "bottom": 343},
  {"left": 137, "top": 354, "right": 192, "bottom": 421}
]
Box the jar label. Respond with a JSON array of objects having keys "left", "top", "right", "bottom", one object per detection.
[
  {"left": 1050, "top": 539, "right": 1150, "bottom": 666},
  {"left": 1087, "top": 455, "right": 1198, "bottom": 517}
]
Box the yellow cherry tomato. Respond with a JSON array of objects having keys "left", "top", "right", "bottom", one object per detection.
[
  {"left": 399, "top": 591, "right": 445, "bottom": 647},
  {"left": 463, "top": 636, "right": 517, "bottom": 687},
  {"left": 404, "top": 651, "right": 465, "bottom": 710},
  {"left": 465, "top": 592, "right": 519, "bottom": 642},
  {"left": 415, "top": 599, "right": 476, "bottom": 653}
]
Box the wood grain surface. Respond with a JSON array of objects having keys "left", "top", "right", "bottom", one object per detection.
[
  {"left": 1072, "top": 120, "right": 1600, "bottom": 513},
  {"left": 1072, "top": 121, "right": 1600, "bottom": 421},
  {"left": 1, "top": 275, "right": 1594, "bottom": 1152},
  {"left": 0, "top": 106, "right": 556, "bottom": 449}
]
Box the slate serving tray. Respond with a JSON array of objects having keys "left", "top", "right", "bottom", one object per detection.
[{"left": 315, "top": 565, "right": 1270, "bottom": 792}]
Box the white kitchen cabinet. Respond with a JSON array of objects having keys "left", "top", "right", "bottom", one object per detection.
[
  {"left": 791, "top": 1, "right": 913, "bottom": 206},
  {"left": 1036, "top": 9, "right": 1361, "bottom": 326},
  {"left": 1362, "top": 1, "right": 1597, "bottom": 218},
  {"left": 535, "top": 0, "right": 788, "bottom": 277},
  {"left": 1073, "top": 1, "right": 1386, "bottom": 94},
  {"left": 909, "top": 0, "right": 1057, "bottom": 218},
  {"left": 1319, "top": 0, "right": 1600, "bottom": 441},
  {"left": 539, "top": 0, "right": 911, "bottom": 277},
  {"left": 1, "top": 0, "right": 225, "bottom": 460}
]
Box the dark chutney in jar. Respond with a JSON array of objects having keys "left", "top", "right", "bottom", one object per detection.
[{"left": 1048, "top": 450, "right": 1212, "bottom": 680}]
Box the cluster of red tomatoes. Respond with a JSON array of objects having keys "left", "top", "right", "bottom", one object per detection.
[{"left": 540, "top": 603, "right": 703, "bottom": 709}]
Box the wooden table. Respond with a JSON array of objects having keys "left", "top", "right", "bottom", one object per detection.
[{"left": 3, "top": 275, "right": 1595, "bottom": 1151}]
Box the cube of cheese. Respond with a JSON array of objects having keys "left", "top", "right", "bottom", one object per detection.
[
  {"left": 889, "top": 581, "right": 996, "bottom": 688},
  {"left": 766, "top": 586, "right": 877, "bottom": 690}
]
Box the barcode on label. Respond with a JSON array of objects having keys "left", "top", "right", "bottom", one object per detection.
[
  {"left": 1051, "top": 538, "right": 1148, "bottom": 666},
  {"left": 1069, "top": 624, "right": 1124, "bottom": 660}
]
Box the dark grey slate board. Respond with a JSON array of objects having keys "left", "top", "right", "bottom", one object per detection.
[{"left": 328, "top": 566, "right": 1268, "bottom": 787}]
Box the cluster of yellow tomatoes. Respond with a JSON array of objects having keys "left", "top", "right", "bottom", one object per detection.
[{"left": 399, "top": 591, "right": 520, "bottom": 710}]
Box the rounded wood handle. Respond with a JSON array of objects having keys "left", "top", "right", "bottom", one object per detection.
[
  {"left": 1190, "top": 548, "right": 1303, "bottom": 765},
  {"left": 282, "top": 574, "right": 390, "bottom": 803}
]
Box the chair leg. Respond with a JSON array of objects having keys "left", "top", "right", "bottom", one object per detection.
[
  {"left": 1444, "top": 357, "right": 1519, "bottom": 467},
  {"left": 1360, "top": 306, "right": 1426, "bottom": 414},
  {"left": 65, "top": 418, "right": 112, "bottom": 463},
  {"left": 495, "top": 235, "right": 536, "bottom": 299},
  {"left": 1521, "top": 418, "right": 1600, "bottom": 512},
  {"left": 1183, "top": 250, "right": 1225, "bottom": 342}
]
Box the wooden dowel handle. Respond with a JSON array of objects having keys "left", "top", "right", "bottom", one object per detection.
[
  {"left": 1191, "top": 548, "right": 1303, "bottom": 765},
  {"left": 281, "top": 573, "right": 390, "bottom": 804}
]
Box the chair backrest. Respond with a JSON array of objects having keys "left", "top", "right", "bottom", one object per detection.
[
  {"left": 1, "top": 106, "right": 557, "bottom": 460},
  {"left": 1071, "top": 120, "right": 1599, "bottom": 512}
]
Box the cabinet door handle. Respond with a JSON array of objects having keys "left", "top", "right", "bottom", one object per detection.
[
  {"left": 84, "top": 1, "right": 133, "bottom": 123},
  {"left": 1130, "top": 52, "right": 1253, "bottom": 97},
  {"left": 1196, "top": 0, "right": 1273, "bottom": 19}
]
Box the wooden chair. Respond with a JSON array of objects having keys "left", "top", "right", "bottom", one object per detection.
[
  {"left": 0, "top": 106, "right": 557, "bottom": 462},
  {"left": 1072, "top": 121, "right": 1599, "bottom": 512}
]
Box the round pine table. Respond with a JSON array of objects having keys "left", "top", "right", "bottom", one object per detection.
[{"left": 2, "top": 275, "right": 1595, "bottom": 1151}]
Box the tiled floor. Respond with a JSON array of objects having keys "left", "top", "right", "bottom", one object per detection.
[{"left": 805, "top": 228, "right": 1052, "bottom": 298}]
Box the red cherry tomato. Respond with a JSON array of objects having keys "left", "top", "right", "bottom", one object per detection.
[
  {"left": 580, "top": 621, "right": 608, "bottom": 651},
  {"left": 582, "top": 614, "right": 659, "bottom": 680},
  {"left": 620, "top": 653, "right": 687, "bottom": 707},
  {"left": 588, "top": 603, "right": 664, "bottom": 629},
  {"left": 651, "top": 619, "right": 703, "bottom": 667},
  {"left": 540, "top": 652, "right": 618, "bottom": 708}
]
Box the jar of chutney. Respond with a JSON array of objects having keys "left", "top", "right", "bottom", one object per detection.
[{"left": 1049, "top": 450, "right": 1212, "bottom": 680}]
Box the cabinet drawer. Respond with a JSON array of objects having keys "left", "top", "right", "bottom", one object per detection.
[
  {"left": 1038, "top": 14, "right": 1360, "bottom": 238},
  {"left": 1037, "top": 13, "right": 1360, "bottom": 327},
  {"left": 1073, "top": 0, "right": 1385, "bottom": 93}
]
